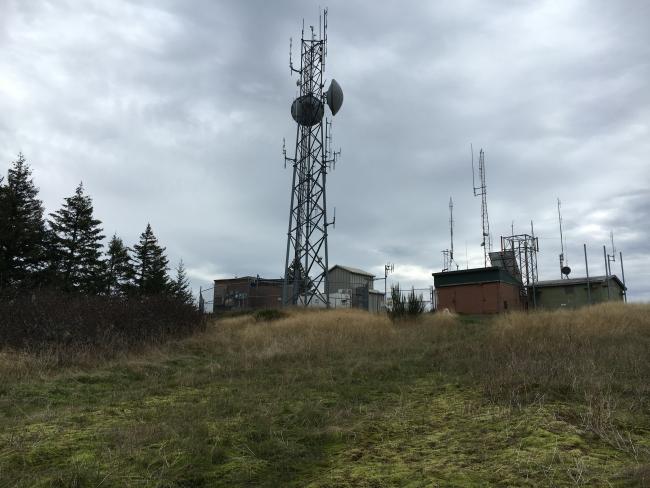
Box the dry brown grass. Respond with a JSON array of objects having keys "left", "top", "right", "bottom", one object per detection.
[
  {"left": 2, "top": 302, "right": 649, "bottom": 486},
  {"left": 181, "top": 308, "right": 461, "bottom": 361}
]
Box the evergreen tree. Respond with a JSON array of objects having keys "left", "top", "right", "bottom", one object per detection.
[
  {"left": 105, "top": 234, "right": 135, "bottom": 295},
  {"left": 48, "top": 183, "right": 105, "bottom": 293},
  {"left": 170, "top": 259, "right": 193, "bottom": 304},
  {"left": 0, "top": 153, "right": 48, "bottom": 290},
  {"left": 132, "top": 223, "right": 169, "bottom": 294}
]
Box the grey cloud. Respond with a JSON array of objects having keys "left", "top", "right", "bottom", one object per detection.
[{"left": 1, "top": 0, "right": 648, "bottom": 301}]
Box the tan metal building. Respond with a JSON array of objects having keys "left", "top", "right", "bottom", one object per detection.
[{"left": 326, "top": 265, "right": 385, "bottom": 312}]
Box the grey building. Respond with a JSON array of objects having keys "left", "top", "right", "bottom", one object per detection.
[
  {"left": 528, "top": 275, "right": 626, "bottom": 309},
  {"left": 326, "top": 265, "right": 385, "bottom": 312}
]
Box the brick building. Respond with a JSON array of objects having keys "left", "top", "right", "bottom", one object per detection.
[
  {"left": 432, "top": 267, "right": 523, "bottom": 314},
  {"left": 213, "top": 276, "right": 283, "bottom": 311}
]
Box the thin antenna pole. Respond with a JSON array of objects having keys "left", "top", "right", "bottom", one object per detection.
[
  {"left": 531, "top": 220, "right": 537, "bottom": 309},
  {"left": 558, "top": 198, "right": 566, "bottom": 278},
  {"left": 603, "top": 245, "right": 611, "bottom": 300},
  {"left": 584, "top": 244, "right": 591, "bottom": 305},
  {"left": 619, "top": 251, "right": 627, "bottom": 303},
  {"left": 449, "top": 196, "right": 454, "bottom": 263},
  {"left": 471, "top": 144, "right": 476, "bottom": 196}
]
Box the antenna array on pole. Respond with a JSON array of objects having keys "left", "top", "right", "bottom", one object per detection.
[
  {"left": 282, "top": 9, "right": 344, "bottom": 307},
  {"left": 471, "top": 146, "right": 491, "bottom": 267}
]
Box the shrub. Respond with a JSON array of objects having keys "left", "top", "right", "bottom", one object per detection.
[
  {"left": 0, "top": 290, "right": 204, "bottom": 351},
  {"left": 254, "top": 308, "right": 287, "bottom": 322},
  {"left": 388, "top": 284, "right": 405, "bottom": 321},
  {"left": 406, "top": 287, "right": 425, "bottom": 317},
  {"left": 388, "top": 285, "right": 425, "bottom": 321}
]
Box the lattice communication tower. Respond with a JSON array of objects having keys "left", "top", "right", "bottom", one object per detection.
[
  {"left": 282, "top": 9, "right": 343, "bottom": 307},
  {"left": 499, "top": 232, "right": 539, "bottom": 306}
]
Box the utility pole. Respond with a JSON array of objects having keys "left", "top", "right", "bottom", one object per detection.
[
  {"left": 620, "top": 251, "right": 627, "bottom": 303},
  {"left": 384, "top": 263, "right": 394, "bottom": 299}
]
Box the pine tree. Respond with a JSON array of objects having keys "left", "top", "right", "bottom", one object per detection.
[
  {"left": 170, "top": 259, "right": 194, "bottom": 304},
  {"left": 132, "top": 223, "right": 169, "bottom": 295},
  {"left": 0, "top": 153, "right": 48, "bottom": 290},
  {"left": 105, "top": 234, "right": 134, "bottom": 295},
  {"left": 48, "top": 183, "right": 105, "bottom": 293}
]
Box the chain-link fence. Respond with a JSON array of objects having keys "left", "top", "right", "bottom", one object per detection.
[
  {"left": 197, "top": 280, "right": 436, "bottom": 314},
  {"left": 387, "top": 286, "right": 437, "bottom": 312}
]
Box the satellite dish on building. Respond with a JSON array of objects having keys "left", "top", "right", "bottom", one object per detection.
[
  {"left": 561, "top": 266, "right": 571, "bottom": 277},
  {"left": 325, "top": 79, "right": 343, "bottom": 115}
]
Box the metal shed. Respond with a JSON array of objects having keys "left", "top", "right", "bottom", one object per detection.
[{"left": 326, "top": 265, "right": 384, "bottom": 313}]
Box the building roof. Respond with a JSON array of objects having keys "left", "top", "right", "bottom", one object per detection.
[
  {"left": 433, "top": 266, "right": 522, "bottom": 287},
  {"left": 532, "top": 275, "right": 626, "bottom": 290},
  {"left": 433, "top": 266, "right": 501, "bottom": 277},
  {"left": 328, "top": 264, "right": 375, "bottom": 278},
  {"left": 214, "top": 276, "right": 283, "bottom": 284}
]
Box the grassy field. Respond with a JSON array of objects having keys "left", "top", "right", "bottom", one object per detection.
[{"left": 1, "top": 303, "right": 649, "bottom": 487}]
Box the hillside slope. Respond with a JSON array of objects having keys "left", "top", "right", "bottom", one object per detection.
[{"left": 1, "top": 304, "right": 649, "bottom": 486}]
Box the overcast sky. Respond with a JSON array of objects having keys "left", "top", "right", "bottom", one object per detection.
[{"left": 1, "top": 0, "right": 648, "bottom": 302}]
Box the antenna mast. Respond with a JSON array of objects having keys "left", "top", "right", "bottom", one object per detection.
[
  {"left": 557, "top": 198, "right": 571, "bottom": 278},
  {"left": 450, "top": 197, "right": 455, "bottom": 267},
  {"left": 472, "top": 147, "right": 491, "bottom": 267},
  {"left": 282, "top": 9, "right": 343, "bottom": 307},
  {"left": 607, "top": 230, "right": 616, "bottom": 277},
  {"left": 441, "top": 197, "right": 456, "bottom": 271}
]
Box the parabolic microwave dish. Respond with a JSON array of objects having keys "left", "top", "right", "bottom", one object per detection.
[{"left": 290, "top": 79, "right": 344, "bottom": 126}]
